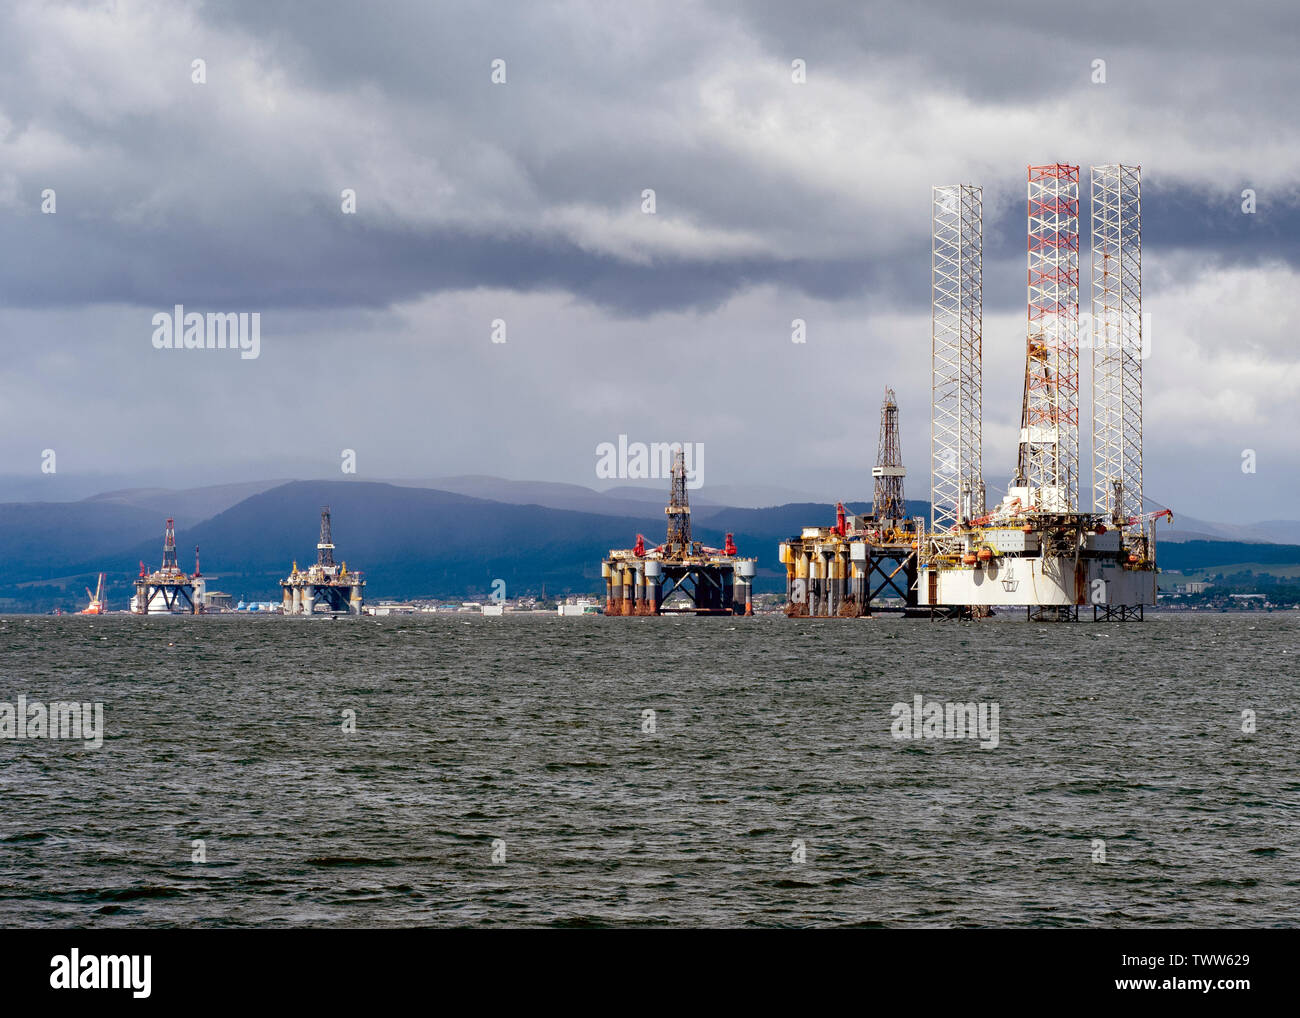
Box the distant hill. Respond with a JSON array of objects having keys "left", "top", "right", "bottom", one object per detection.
[
  {"left": 400, "top": 475, "right": 709, "bottom": 518},
  {"left": 1157, "top": 540, "right": 1300, "bottom": 572},
  {"left": 82, "top": 480, "right": 290, "bottom": 523},
  {"left": 1161, "top": 513, "right": 1300, "bottom": 545},
  {"left": 0, "top": 501, "right": 161, "bottom": 578},
  {"left": 717, "top": 499, "right": 931, "bottom": 537},
  {"left": 117, "top": 481, "right": 670, "bottom": 602}
]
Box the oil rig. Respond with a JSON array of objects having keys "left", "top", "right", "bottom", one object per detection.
[
  {"left": 779, "top": 164, "right": 1167, "bottom": 622},
  {"left": 918, "top": 165, "right": 1167, "bottom": 620},
  {"left": 132, "top": 518, "right": 198, "bottom": 614},
  {"left": 602, "top": 451, "right": 757, "bottom": 615},
  {"left": 280, "top": 506, "right": 365, "bottom": 615},
  {"left": 779, "top": 389, "right": 923, "bottom": 616}
]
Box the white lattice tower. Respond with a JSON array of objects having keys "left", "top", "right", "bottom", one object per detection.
[
  {"left": 1090, "top": 164, "right": 1142, "bottom": 531},
  {"left": 1018, "top": 164, "right": 1080, "bottom": 511},
  {"left": 931, "top": 185, "right": 983, "bottom": 531}
]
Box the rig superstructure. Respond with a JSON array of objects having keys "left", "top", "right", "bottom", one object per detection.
[
  {"left": 280, "top": 505, "right": 365, "bottom": 615},
  {"left": 602, "top": 451, "right": 757, "bottom": 616}
]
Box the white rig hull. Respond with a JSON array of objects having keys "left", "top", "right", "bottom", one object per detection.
[{"left": 919, "top": 556, "right": 1156, "bottom": 607}]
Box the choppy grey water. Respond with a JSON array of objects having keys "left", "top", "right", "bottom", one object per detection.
[{"left": 0, "top": 612, "right": 1296, "bottom": 928}]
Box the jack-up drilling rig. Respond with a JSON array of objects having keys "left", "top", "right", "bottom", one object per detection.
[{"left": 917, "top": 165, "right": 1166, "bottom": 620}]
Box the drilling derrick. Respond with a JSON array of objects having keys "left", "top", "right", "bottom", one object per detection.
[
  {"left": 873, "top": 387, "right": 907, "bottom": 522},
  {"left": 280, "top": 505, "right": 365, "bottom": 615},
  {"left": 931, "top": 184, "right": 984, "bottom": 532},
  {"left": 317, "top": 506, "right": 336, "bottom": 567},
  {"left": 161, "top": 519, "right": 180, "bottom": 572},
  {"left": 601, "top": 449, "right": 756, "bottom": 616},
  {"left": 1091, "top": 165, "right": 1143, "bottom": 532},
  {"left": 664, "top": 451, "right": 692, "bottom": 555},
  {"left": 1017, "top": 164, "right": 1080, "bottom": 511}
]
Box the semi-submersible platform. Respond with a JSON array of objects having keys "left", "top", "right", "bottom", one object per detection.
[
  {"left": 281, "top": 505, "right": 365, "bottom": 615},
  {"left": 780, "top": 389, "right": 925, "bottom": 618},
  {"left": 782, "top": 163, "right": 1169, "bottom": 622},
  {"left": 131, "top": 517, "right": 202, "bottom": 614},
  {"left": 602, "top": 451, "right": 757, "bottom": 616}
]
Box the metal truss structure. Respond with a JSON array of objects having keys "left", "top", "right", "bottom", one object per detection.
[
  {"left": 1028, "top": 605, "right": 1079, "bottom": 623},
  {"left": 1093, "top": 603, "right": 1144, "bottom": 622},
  {"left": 931, "top": 185, "right": 984, "bottom": 532},
  {"left": 317, "top": 506, "right": 336, "bottom": 566},
  {"left": 664, "top": 450, "right": 692, "bottom": 553},
  {"left": 1018, "top": 164, "right": 1080, "bottom": 510},
  {"left": 1089, "top": 164, "right": 1143, "bottom": 531},
  {"left": 873, "top": 387, "right": 906, "bottom": 520}
]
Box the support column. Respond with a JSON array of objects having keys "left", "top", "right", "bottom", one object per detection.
[
  {"left": 644, "top": 560, "right": 662, "bottom": 616},
  {"left": 634, "top": 565, "right": 647, "bottom": 615},
  {"left": 603, "top": 563, "right": 616, "bottom": 615}
]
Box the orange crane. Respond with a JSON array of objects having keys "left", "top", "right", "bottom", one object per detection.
[{"left": 80, "top": 573, "right": 107, "bottom": 615}]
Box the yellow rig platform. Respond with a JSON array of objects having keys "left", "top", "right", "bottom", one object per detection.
[
  {"left": 779, "top": 504, "right": 921, "bottom": 617},
  {"left": 602, "top": 451, "right": 757, "bottom": 616},
  {"left": 280, "top": 505, "right": 365, "bottom": 615}
]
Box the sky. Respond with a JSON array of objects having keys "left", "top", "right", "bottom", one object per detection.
[{"left": 1, "top": 0, "right": 1297, "bottom": 520}]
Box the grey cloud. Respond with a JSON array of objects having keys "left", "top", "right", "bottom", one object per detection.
[
  {"left": 0, "top": 0, "right": 1297, "bottom": 523},
  {"left": 0, "top": 0, "right": 1293, "bottom": 321}
]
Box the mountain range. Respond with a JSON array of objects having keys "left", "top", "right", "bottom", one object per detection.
[{"left": 2, "top": 476, "right": 1298, "bottom": 611}]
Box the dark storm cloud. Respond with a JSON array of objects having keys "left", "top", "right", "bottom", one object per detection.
[
  {"left": 0, "top": 0, "right": 1298, "bottom": 526},
  {"left": 1, "top": 0, "right": 1294, "bottom": 321},
  {"left": 0, "top": 204, "right": 915, "bottom": 315},
  {"left": 730, "top": 0, "right": 1300, "bottom": 100}
]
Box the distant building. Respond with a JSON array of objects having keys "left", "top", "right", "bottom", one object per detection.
[{"left": 204, "top": 591, "right": 233, "bottom": 610}]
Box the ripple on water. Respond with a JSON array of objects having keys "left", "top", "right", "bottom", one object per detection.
[{"left": 0, "top": 612, "right": 1296, "bottom": 927}]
